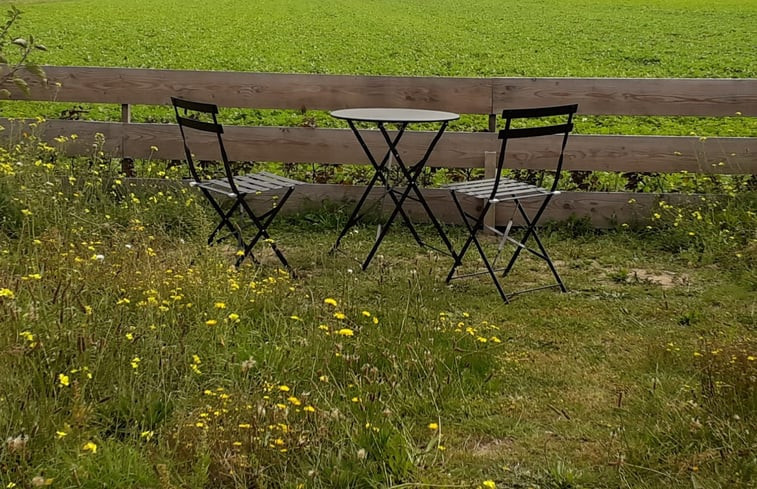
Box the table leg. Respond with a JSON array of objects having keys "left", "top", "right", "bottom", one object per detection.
[
  {"left": 377, "top": 122, "right": 458, "bottom": 260},
  {"left": 331, "top": 122, "right": 423, "bottom": 252}
]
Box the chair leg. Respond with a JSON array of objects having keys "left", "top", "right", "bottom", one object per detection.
[
  {"left": 203, "top": 191, "right": 243, "bottom": 246},
  {"left": 446, "top": 193, "right": 510, "bottom": 303},
  {"left": 501, "top": 198, "right": 566, "bottom": 293},
  {"left": 468, "top": 227, "right": 510, "bottom": 303},
  {"left": 445, "top": 192, "right": 481, "bottom": 282},
  {"left": 236, "top": 189, "right": 294, "bottom": 271},
  {"left": 512, "top": 200, "right": 566, "bottom": 292}
]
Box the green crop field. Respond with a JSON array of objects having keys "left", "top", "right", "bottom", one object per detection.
[
  {"left": 0, "top": 2, "right": 756, "bottom": 489},
  {"left": 1, "top": 0, "right": 757, "bottom": 136},
  {"left": 9, "top": 0, "right": 757, "bottom": 77}
]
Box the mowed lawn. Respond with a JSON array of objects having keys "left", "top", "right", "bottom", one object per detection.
[{"left": 0, "top": 1, "right": 755, "bottom": 488}]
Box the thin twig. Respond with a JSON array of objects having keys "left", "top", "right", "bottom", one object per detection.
[{"left": 547, "top": 403, "right": 571, "bottom": 420}]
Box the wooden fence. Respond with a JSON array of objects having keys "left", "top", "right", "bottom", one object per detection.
[{"left": 1, "top": 66, "right": 756, "bottom": 226}]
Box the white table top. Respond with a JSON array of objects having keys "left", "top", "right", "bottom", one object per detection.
[{"left": 330, "top": 107, "right": 459, "bottom": 123}]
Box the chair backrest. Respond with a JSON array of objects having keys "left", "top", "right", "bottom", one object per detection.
[
  {"left": 171, "top": 97, "right": 239, "bottom": 196},
  {"left": 492, "top": 104, "right": 578, "bottom": 199}
]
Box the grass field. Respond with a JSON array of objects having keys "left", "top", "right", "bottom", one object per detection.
[{"left": 0, "top": 1, "right": 756, "bottom": 488}]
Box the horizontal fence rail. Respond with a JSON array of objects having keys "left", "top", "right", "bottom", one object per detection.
[
  {"left": 13, "top": 120, "right": 755, "bottom": 175},
  {"left": 9, "top": 66, "right": 757, "bottom": 116},
  {"left": 1, "top": 65, "right": 755, "bottom": 226}
]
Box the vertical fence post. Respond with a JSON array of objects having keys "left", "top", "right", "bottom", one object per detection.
[
  {"left": 483, "top": 151, "right": 497, "bottom": 233},
  {"left": 120, "top": 103, "right": 134, "bottom": 177}
]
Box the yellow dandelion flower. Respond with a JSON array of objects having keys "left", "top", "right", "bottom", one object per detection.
[
  {"left": 337, "top": 328, "right": 354, "bottom": 336},
  {"left": 278, "top": 385, "right": 290, "bottom": 392},
  {"left": 82, "top": 441, "right": 97, "bottom": 454},
  {"left": 303, "top": 405, "right": 315, "bottom": 413},
  {"left": 428, "top": 422, "right": 439, "bottom": 430},
  {"left": 324, "top": 298, "right": 338, "bottom": 307},
  {"left": 55, "top": 430, "right": 68, "bottom": 439},
  {"left": 287, "top": 396, "right": 301, "bottom": 406},
  {"left": 228, "top": 313, "right": 240, "bottom": 322},
  {"left": 58, "top": 374, "right": 70, "bottom": 387},
  {"left": 214, "top": 302, "right": 226, "bottom": 309},
  {"left": 205, "top": 319, "right": 218, "bottom": 326},
  {"left": 361, "top": 310, "right": 371, "bottom": 317},
  {"left": 482, "top": 481, "right": 496, "bottom": 489},
  {"left": 0, "top": 288, "right": 15, "bottom": 299},
  {"left": 334, "top": 312, "right": 347, "bottom": 320}
]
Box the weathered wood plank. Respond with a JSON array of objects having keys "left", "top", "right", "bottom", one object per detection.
[
  {"left": 143, "top": 179, "right": 701, "bottom": 229},
  {"left": 290, "top": 187, "right": 712, "bottom": 227},
  {"left": 10, "top": 119, "right": 755, "bottom": 174},
  {"left": 243, "top": 185, "right": 702, "bottom": 228},
  {"left": 6, "top": 66, "right": 756, "bottom": 117},
  {"left": 10, "top": 66, "right": 493, "bottom": 114},
  {"left": 492, "top": 77, "right": 757, "bottom": 116},
  {"left": 0, "top": 118, "right": 126, "bottom": 156},
  {"left": 122, "top": 178, "right": 693, "bottom": 228}
]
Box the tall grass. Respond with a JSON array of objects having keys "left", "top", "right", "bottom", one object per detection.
[{"left": 1, "top": 121, "right": 755, "bottom": 488}]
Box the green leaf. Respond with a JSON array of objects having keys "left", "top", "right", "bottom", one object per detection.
[
  {"left": 12, "top": 76, "right": 28, "bottom": 93},
  {"left": 12, "top": 37, "right": 27, "bottom": 48},
  {"left": 25, "top": 63, "right": 46, "bottom": 81},
  {"left": 35, "top": 44, "right": 47, "bottom": 51}
]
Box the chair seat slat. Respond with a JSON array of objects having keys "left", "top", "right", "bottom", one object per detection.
[
  {"left": 445, "top": 178, "right": 549, "bottom": 199},
  {"left": 255, "top": 171, "right": 301, "bottom": 187}
]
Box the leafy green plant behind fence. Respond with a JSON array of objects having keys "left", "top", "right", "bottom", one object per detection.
[{"left": 0, "top": 5, "right": 46, "bottom": 99}]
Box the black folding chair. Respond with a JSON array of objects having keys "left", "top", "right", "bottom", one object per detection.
[
  {"left": 444, "top": 104, "right": 578, "bottom": 303},
  {"left": 172, "top": 97, "right": 302, "bottom": 270}
]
